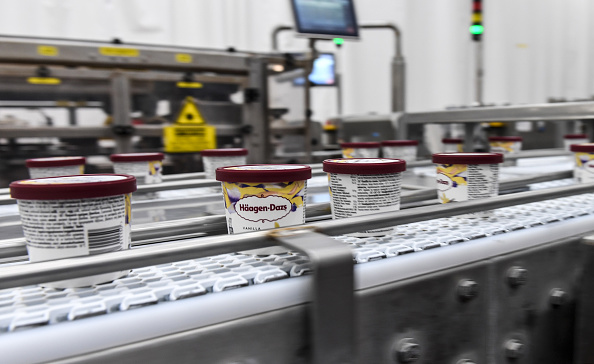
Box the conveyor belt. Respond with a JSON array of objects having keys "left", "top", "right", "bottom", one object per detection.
[
  {"left": 0, "top": 190, "right": 591, "bottom": 333},
  {"left": 0, "top": 182, "right": 593, "bottom": 363}
]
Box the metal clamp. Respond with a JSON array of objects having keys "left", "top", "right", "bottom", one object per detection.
[{"left": 272, "top": 229, "right": 354, "bottom": 364}]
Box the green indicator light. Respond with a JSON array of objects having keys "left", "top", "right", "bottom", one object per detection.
[
  {"left": 469, "top": 24, "right": 484, "bottom": 35},
  {"left": 333, "top": 38, "right": 344, "bottom": 45}
]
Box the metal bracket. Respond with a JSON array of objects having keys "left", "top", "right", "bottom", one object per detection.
[
  {"left": 271, "top": 228, "right": 355, "bottom": 364},
  {"left": 111, "top": 125, "right": 136, "bottom": 136},
  {"left": 244, "top": 88, "right": 260, "bottom": 103}
]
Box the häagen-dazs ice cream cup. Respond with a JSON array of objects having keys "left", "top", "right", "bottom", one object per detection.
[
  {"left": 564, "top": 134, "right": 589, "bottom": 151},
  {"left": 323, "top": 158, "right": 406, "bottom": 237},
  {"left": 442, "top": 138, "right": 464, "bottom": 153},
  {"left": 216, "top": 165, "right": 312, "bottom": 234},
  {"left": 110, "top": 152, "right": 164, "bottom": 185},
  {"left": 432, "top": 153, "right": 503, "bottom": 216},
  {"left": 381, "top": 140, "right": 418, "bottom": 161},
  {"left": 488, "top": 136, "right": 522, "bottom": 155},
  {"left": 10, "top": 174, "right": 136, "bottom": 288},
  {"left": 201, "top": 148, "right": 248, "bottom": 180},
  {"left": 570, "top": 143, "right": 594, "bottom": 183},
  {"left": 340, "top": 142, "right": 381, "bottom": 159},
  {"left": 26, "top": 156, "right": 86, "bottom": 179}
]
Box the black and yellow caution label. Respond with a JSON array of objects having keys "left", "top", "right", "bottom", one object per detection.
[
  {"left": 163, "top": 125, "right": 216, "bottom": 153},
  {"left": 175, "top": 97, "right": 206, "bottom": 124}
]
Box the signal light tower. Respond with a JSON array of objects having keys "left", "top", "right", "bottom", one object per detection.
[
  {"left": 470, "top": 0, "right": 483, "bottom": 41},
  {"left": 471, "top": 0, "right": 483, "bottom": 105}
]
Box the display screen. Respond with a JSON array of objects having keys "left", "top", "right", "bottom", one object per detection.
[
  {"left": 291, "top": 0, "right": 359, "bottom": 39},
  {"left": 293, "top": 53, "right": 335, "bottom": 86}
]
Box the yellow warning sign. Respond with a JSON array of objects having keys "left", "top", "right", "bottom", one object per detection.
[
  {"left": 163, "top": 125, "right": 216, "bottom": 153},
  {"left": 175, "top": 97, "right": 206, "bottom": 125}
]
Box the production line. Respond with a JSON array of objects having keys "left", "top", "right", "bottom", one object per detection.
[{"left": 3, "top": 1, "right": 594, "bottom": 361}]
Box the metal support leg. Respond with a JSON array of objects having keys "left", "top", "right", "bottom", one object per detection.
[
  {"left": 273, "top": 229, "right": 355, "bottom": 364},
  {"left": 574, "top": 235, "right": 594, "bottom": 362},
  {"left": 110, "top": 72, "right": 133, "bottom": 153},
  {"left": 392, "top": 56, "right": 406, "bottom": 112},
  {"left": 464, "top": 123, "right": 475, "bottom": 152},
  {"left": 243, "top": 57, "right": 271, "bottom": 164}
]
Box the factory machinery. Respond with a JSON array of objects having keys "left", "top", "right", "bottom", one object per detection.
[
  {"left": 0, "top": 35, "right": 323, "bottom": 185},
  {"left": 0, "top": 137, "right": 592, "bottom": 363}
]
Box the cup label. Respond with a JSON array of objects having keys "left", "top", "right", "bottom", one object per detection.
[
  {"left": 436, "top": 163, "right": 499, "bottom": 213},
  {"left": 328, "top": 172, "right": 401, "bottom": 237},
  {"left": 222, "top": 180, "right": 306, "bottom": 234},
  {"left": 574, "top": 152, "right": 594, "bottom": 182}
]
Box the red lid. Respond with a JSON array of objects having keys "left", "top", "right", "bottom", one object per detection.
[
  {"left": 323, "top": 158, "right": 406, "bottom": 174},
  {"left": 26, "top": 156, "right": 86, "bottom": 168},
  {"left": 10, "top": 174, "right": 137, "bottom": 200},
  {"left": 216, "top": 164, "right": 311, "bottom": 183},
  {"left": 442, "top": 138, "right": 463, "bottom": 144},
  {"left": 488, "top": 136, "right": 523, "bottom": 142},
  {"left": 570, "top": 143, "right": 594, "bottom": 152},
  {"left": 201, "top": 148, "right": 248, "bottom": 157},
  {"left": 565, "top": 134, "right": 588, "bottom": 139},
  {"left": 340, "top": 142, "right": 381, "bottom": 149},
  {"left": 110, "top": 153, "right": 164, "bottom": 162},
  {"left": 432, "top": 152, "right": 503, "bottom": 164},
  {"left": 381, "top": 140, "right": 419, "bottom": 147}
]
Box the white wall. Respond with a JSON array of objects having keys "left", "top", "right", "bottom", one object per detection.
[{"left": 0, "top": 0, "right": 593, "bottom": 124}]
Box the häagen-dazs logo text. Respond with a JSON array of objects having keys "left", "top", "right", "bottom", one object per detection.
[{"left": 235, "top": 195, "right": 292, "bottom": 222}]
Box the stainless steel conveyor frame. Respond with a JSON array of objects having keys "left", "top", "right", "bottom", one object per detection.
[
  {"left": 0, "top": 36, "right": 312, "bottom": 163},
  {"left": 395, "top": 101, "right": 594, "bottom": 153},
  {"left": 0, "top": 183, "right": 593, "bottom": 363}
]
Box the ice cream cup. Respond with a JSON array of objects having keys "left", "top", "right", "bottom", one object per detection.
[
  {"left": 488, "top": 136, "right": 522, "bottom": 154},
  {"left": 216, "top": 165, "right": 312, "bottom": 234},
  {"left": 570, "top": 143, "right": 594, "bottom": 183},
  {"left": 323, "top": 158, "right": 406, "bottom": 237},
  {"left": 340, "top": 142, "right": 381, "bottom": 158},
  {"left": 26, "top": 156, "right": 86, "bottom": 178},
  {"left": 381, "top": 140, "right": 418, "bottom": 161},
  {"left": 201, "top": 148, "right": 248, "bottom": 180},
  {"left": 432, "top": 153, "right": 503, "bottom": 217},
  {"left": 110, "top": 152, "right": 164, "bottom": 185},
  {"left": 564, "top": 134, "right": 589, "bottom": 151},
  {"left": 10, "top": 174, "right": 137, "bottom": 288},
  {"left": 442, "top": 138, "right": 464, "bottom": 153}
]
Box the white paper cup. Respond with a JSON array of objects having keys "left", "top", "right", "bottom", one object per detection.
[
  {"left": 216, "top": 165, "right": 312, "bottom": 234},
  {"left": 10, "top": 174, "right": 137, "bottom": 288},
  {"left": 564, "top": 134, "right": 589, "bottom": 151},
  {"left": 340, "top": 142, "right": 381, "bottom": 158},
  {"left": 570, "top": 143, "right": 594, "bottom": 183},
  {"left": 323, "top": 158, "right": 406, "bottom": 237},
  {"left": 110, "top": 152, "right": 164, "bottom": 185},
  {"left": 201, "top": 148, "right": 248, "bottom": 180},
  {"left": 26, "top": 156, "right": 86, "bottom": 178},
  {"left": 381, "top": 140, "right": 418, "bottom": 161},
  {"left": 432, "top": 153, "right": 503, "bottom": 217},
  {"left": 442, "top": 138, "right": 464, "bottom": 153}
]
